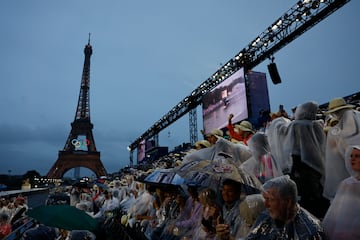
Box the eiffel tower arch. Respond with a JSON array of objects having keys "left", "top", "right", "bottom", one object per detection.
[{"left": 47, "top": 37, "right": 107, "bottom": 179}]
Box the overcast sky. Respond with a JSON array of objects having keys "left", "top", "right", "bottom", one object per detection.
[{"left": 0, "top": 0, "right": 359, "bottom": 176}]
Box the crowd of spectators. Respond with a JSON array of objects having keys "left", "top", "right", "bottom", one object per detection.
[{"left": 0, "top": 96, "right": 359, "bottom": 240}]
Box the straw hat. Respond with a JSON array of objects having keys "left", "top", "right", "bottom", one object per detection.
[
  {"left": 194, "top": 140, "right": 211, "bottom": 148},
  {"left": 108, "top": 181, "right": 115, "bottom": 188},
  {"left": 209, "top": 129, "right": 223, "bottom": 137},
  {"left": 325, "top": 97, "right": 354, "bottom": 114},
  {"left": 235, "top": 121, "right": 254, "bottom": 133}
]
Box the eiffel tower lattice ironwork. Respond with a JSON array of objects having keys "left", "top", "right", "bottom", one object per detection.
[{"left": 47, "top": 38, "right": 107, "bottom": 179}]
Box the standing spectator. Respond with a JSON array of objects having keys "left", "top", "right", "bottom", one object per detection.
[
  {"left": 241, "top": 132, "right": 283, "bottom": 184},
  {"left": 322, "top": 145, "right": 360, "bottom": 239},
  {"left": 207, "top": 129, "right": 224, "bottom": 145},
  {"left": 227, "top": 114, "right": 254, "bottom": 145},
  {"left": 194, "top": 140, "right": 211, "bottom": 150},
  {"left": 323, "top": 97, "right": 360, "bottom": 201},
  {"left": 245, "top": 175, "right": 326, "bottom": 240},
  {"left": 266, "top": 101, "right": 328, "bottom": 218}
]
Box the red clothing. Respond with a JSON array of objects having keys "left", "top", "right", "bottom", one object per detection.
[
  {"left": 227, "top": 123, "right": 253, "bottom": 145},
  {"left": 227, "top": 123, "right": 243, "bottom": 142},
  {"left": 242, "top": 134, "right": 253, "bottom": 146},
  {"left": 0, "top": 223, "right": 12, "bottom": 239}
]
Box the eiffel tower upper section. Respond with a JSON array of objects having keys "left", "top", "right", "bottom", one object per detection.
[{"left": 63, "top": 36, "right": 97, "bottom": 153}]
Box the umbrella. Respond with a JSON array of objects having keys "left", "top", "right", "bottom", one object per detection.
[
  {"left": 176, "top": 159, "right": 263, "bottom": 193},
  {"left": 142, "top": 168, "right": 185, "bottom": 186},
  {"left": 28, "top": 205, "right": 99, "bottom": 231}
]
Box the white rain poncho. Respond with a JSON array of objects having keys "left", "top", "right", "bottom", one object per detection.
[
  {"left": 322, "top": 145, "right": 360, "bottom": 239},
  {"left": 241, "top": 132, "right": 283, "bottom": 183},
  {"left": 323, "top": 108, "right": 360, "bottom": 200},
  {"left": 266, "top": 101, "right": 326, "bottom": 178},
  {"left": 183, "top": 138, "right": 252, "bottom": 168}
]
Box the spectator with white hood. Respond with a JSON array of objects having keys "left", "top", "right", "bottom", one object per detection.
[{"left": 323, "top": 97, "right": 360, "bottom": 201}]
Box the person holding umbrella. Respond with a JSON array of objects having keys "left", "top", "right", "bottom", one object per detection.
[{"left": 215, "top": 179, "right": 249, "bottom": 240}]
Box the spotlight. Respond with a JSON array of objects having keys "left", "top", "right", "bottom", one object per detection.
[{"left": 311, "top": 0, "right": 320, "bottom": 9}]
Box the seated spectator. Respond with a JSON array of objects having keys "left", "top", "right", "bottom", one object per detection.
[
  {"left": 164, "top": 185, "right": 203, "bottom": 240},
  {"left": 150, "top": 187, "right": 181, "bottom": 239},
  {"left": 194, "top": 187, "right": 221, "bottom": 240},
  {"left": 215, "top": 179, "right": 248, "bottom": 240},
  {"left": 93, "top": 190, "right": 119, "bottom": 219},
  {"left": 160, "top": 189, "right": 189, "bottom": 239},
  {"left": 76, "top": 193, "right": 93, "bottom": 213},
  {"left": 127, "top": 184, "right": 155, "bottom": 228},
  {"left": 322, "top": 145, "right": 360, "bottom": 239},
  {"left": 21, "top": 224, "right": 59, "bottom": 240},
  {"left": 10, "top": 196, "right": 28, "bottom": 225},
  {"left": 245, "top": 175, "right": 326, "bottom": 240},
  {"left": 239, "top": 194, "right": 265, "bottom": 232},
  {"left": 0, "top": 213, "right": 11, "bottom": 239},
  {"left": 0, "top": 199, "right": 11, "bottom": 222}
]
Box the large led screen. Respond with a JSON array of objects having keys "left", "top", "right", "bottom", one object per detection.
[
  {"left": 202, "top": 68, "right": 248, "bottom": 133},
  {"left": 137, "top": 140, "right": 146, "bottom": 162}
]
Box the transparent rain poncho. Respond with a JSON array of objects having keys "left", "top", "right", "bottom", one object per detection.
[
  {"left": 322, "top": 145, "right": 360, "bottom": 239},
  {"left": 183, "top": 137, "right": 252, "bottom": 168},
  {"left": 323, "top": 108, "right": 360, "bottom": 200},
  {"left": 266, "top": 101, "right": 326, "bottom": 178},
  {"left": 241, "top": 132, "right": 283, "bottom": 183}
]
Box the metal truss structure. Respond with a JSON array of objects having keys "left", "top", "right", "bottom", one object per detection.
[{"left": 128, "top": 0, "right": 350, "bottom": 154}]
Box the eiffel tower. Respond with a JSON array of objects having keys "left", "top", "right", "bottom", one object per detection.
[{"left": 47, "top": 37, "right": 107, "bottom": 179}]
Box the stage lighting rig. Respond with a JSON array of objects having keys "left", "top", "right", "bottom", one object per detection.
[{"left": 128, "top": 0, "right": 350, "bottom": 153}]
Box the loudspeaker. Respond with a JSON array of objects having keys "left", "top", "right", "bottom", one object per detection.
[{"left": 267, "top": 62, "right": 282, "bottom": 84}]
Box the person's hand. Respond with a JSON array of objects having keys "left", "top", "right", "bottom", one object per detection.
[
  {"left": 216, "top": 216, "right": 230, "bottom": 240},
  {"left": 208, "top": 205, "right": 218, "bottom": 217},
  {"left": 228, "top": 114, "right": 234, "bottom": 121}
]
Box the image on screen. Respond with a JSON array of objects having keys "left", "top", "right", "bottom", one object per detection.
[
  {"left": 202, "top": 68, "right": 248, "bottom": 134},
  {"left": 137, "top": 140, "right": 146, "bottom": 162}
]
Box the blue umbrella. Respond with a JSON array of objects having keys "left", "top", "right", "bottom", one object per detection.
[{"left": 143, "top": 168, "right": 185, "bottom": 186}]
